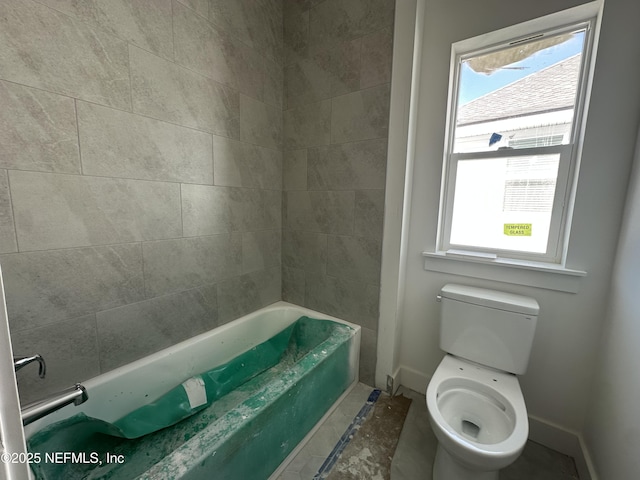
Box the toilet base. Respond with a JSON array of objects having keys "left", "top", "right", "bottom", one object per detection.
[{"left": 433, "top": 444, "right": 499, "bottom": 480}]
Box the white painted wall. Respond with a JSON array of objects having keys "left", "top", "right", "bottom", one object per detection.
[
  {"left": 376, "top": 0, "right": 419, "bottom": 392},
  {"left": 582, "top": 127, "right": 640, "bottom": 479},
  {"left": 391, "top": 0, "right": 640, "bottom": 443}
]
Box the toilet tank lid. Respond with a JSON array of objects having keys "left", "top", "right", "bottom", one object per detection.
[{"left": 440, "top": 284, "right": 539, "bottom": 315}]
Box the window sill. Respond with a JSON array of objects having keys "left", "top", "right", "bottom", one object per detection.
[{"left": 422, "top": 251, "right": 586, "bottom": 293}]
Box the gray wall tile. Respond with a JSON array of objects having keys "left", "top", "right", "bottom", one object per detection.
[
  {"left": 304, "top": 272, "right": 379, "bottom": 330},
  {"left": 213, "top": 136, "right": 243, "bottom": 186},
  {"left": 217, "top": 266, "right": 281, "bottom": 324},
  {"left": 331, "top": 84, "right": 391, "bottom": 144},
  {"left": 285, "top": 191, "right": 354, "bottom": 235},
  {"left": 243, "top": 189, "right": 282, "bottom": 231},
  {"left": 0, "top": 0, "right": 130, "bottom": 110},
  {"left": 38, "top": 0, "right": 174, "bottom": 60},
  {"left": 96, "top": 285, "right": 218, "bottom": 371},
  {"left": 3, "top": 0, "right": 285, "bottom": 387},
  {"left": 209, "top": 0, "right": 283, "bottom": 64},
  {"left": 309, "top": 0, "right": 395, "bottom": 46},
  {"left": 360, "top": 27, "right": 394, "bottom": 89},
  {"left": 285, "top": 55, "right": 333, "bottom": 108},
  {"left": 282, "top": 230, "right": 327, "bottom": 273},
  {"left": 327, "top": 235, "right": 382, "bottom": 285},
  {"left": 182, "top": 185, "right": 281, "bottom": 236},
  {"left": 177, "top": 0, "right": 209, "bottom": 17},
  {"left": 286, "top": 40, "right": 362, "bottom": 104},
  {"left": 329, "top": 38, "right": 362, "bottom": 97},
  {"left": 12, "top": 315, "right": 100, "bottom": 404},
  {"left": 282, "top": 0, "right": 393, "bottom": 392},
  {"left": 284, "top": 5, "right": 309, "bottom": 66},
  {"left": 173, "top": 1, "right": 264, "bottom": 100},
  {"left": 287, "top": 0, "right": 325, "bottom": 13},
  {"left": 284, "top": 100, "right": 332, "bottom": 149},
  {"left": 143, "top": 234, "right": 241, "bottom": 297},
  {"left": 259, "top": 0, "right": 284, "bottom": 65},
  {"left": 285, "top": 38, "right": 362, "bottom": 108},
  {"left": 78, "top": 101, "right": 213, "bottom": 184},
  {"left": 213, "top": 136, "right": 282, "bottom": 189},
  {"left": 3, "top": 0, "right": 396, "bottom": 391},
  {"left": 10, "top": 171, "right": 182, "bottom": 251},
  {"left": 1, "top": 244, "right": 144, "bottom": 331},
  {"left": 182, "top": 184, "right": 240, "bottom": 236},
  {"left": 282, "top": 266, "right": 305, "bottom": 305},
  {"left": 208, "top": 0, "right": 254, "bottom": 47},
  {"left": 130, "top": 45, "right": 240, "bottom": 137},
  {"left": 308, "top": 139, "right": 387, "bottom": 190},
  {"left": 242, "top": 230, "right": 281, "bottom": 274},
  {"left": 264, "top": 57, "right": 284, "bottom": 108},
  {"left": 0, "top": 81, "right": 80, "bottom": 174},
  {"left": 284, "top": 149, "right": 308, "bottom": 191},
  {"left": 0, "top": 171, "right": 17, "bottom": 254},
  {"left": 240, "top": 95, "right": 283, "bottom": 150},
  {"left": 359, "top": 326, "right": 377, "bottom": 387},
  {"left": 355, "top": 189, "right": 386, "bottom": 240}
]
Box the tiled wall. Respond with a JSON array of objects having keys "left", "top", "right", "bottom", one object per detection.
[
  {"left": 1, "top": 0, "right": 395, "bottom": 402},
  {"left": 0, "top": 0, "right": 283, "bottom": 403},
  {"left": 282, "top": 0, "right": 395, "bottom": 385}
]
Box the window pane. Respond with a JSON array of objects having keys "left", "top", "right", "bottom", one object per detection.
[
  {"left": 449, "top": 154, "right": 560, "bottom": 253},
  {"left": 453, "top": 29, "right": 586, "bottom": 153}
]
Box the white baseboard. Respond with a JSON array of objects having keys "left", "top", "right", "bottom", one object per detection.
[
  {"left": 398, "top": 365, "right": 430, "bottom": 395},
  {"left": 577, "top": 435, "right": 599, "bottom": 480},
  {"left": 528, "top": 415, "right": 598, "bottom": 480},
  {"left": 388, "top": 366, "right": 402, "bottom": 394}
]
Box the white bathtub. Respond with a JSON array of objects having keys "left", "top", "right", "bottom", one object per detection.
[{"left": 25, "top": 301, "right": 361, "bottom": 479}]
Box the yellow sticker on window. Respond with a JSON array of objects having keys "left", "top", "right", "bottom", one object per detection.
[{"left": 504, "top": 224, "right": 532, "bottom": 236}]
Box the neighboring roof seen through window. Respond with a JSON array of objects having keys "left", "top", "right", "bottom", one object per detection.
[{"left": 453, "top": 29, "right": 586, "bottom": 154}]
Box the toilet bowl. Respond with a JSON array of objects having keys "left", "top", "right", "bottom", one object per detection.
[
  {"left": 426, "top": 284, "right": 539, "bottom": 480},
  {"left": 426, "top": 355, "right": 529, "bottom": 479}
]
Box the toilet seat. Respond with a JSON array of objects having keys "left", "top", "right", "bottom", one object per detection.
[{"left": 426, "top": 355, "right": 529, "bottom": 471}]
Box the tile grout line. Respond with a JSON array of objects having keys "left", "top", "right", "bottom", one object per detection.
[
  {"left": 92, "top": 312, "right": 104, "bottom": 374},
  {"left": 2, "top": 168, "right": 282, "bottom": 192},
  {"left": 5, "top": 170, "right": 21, "bottom": 253},
  {"left": 171, "top": 0, "right": 177, "bottom": 62},
  {"left": 74, "top": 99, "right": 84, "bottom": 176},
  {"left": 313, "top": 388, "right": 381, "bottom": 479},
  {"left": 140, "top": 239, "right": 149, "bottom": 301},
  {"left": 0, "top": 74, "right": 284, "bottom": 155}
]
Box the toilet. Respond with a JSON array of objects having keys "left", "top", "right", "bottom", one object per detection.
[{"left": 426, "top": 284, "right": 539, "bottom": 480}]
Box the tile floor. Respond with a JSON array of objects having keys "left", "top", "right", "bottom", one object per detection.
[
  {"left": 276, "top": 383, "right": 374, "bottom": 480},
  {"left": 276, "top": 383, "right": 580, "bottom": 480}
]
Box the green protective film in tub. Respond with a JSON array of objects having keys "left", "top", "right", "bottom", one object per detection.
[
  {"left": 177, "top": 324, "right": 354, "bottom": 480},
  {"left": 27, "top": 317, "right": 353, "bottom": 480},
  {"left": 30, "top": 319, "right": 297, "bottom": 443},
  {"left": 111, "top": 318, "right": 296, "bottom": 439}
]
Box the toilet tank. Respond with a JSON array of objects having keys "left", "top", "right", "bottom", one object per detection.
[{"left": 438, "top": 284, "right": 539, "bottom": 375}]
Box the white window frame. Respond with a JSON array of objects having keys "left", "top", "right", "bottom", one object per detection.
[{"left": 436, "top": 9, "right": 599, "bottom": 265}]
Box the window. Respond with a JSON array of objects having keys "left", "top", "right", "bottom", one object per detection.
[{"left": 438, "top": 16, "right": 596, "bottom": 263}]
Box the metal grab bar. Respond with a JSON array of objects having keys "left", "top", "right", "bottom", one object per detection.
[{"left": 21, "top": 384, "right": 88, "bottom": 426}]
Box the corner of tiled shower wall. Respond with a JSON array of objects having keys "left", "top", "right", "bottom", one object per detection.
[
  {"left": 281, "top": 0, "right": 395, "bottom": 386},
  {"left": 0, "top": 0, "right": 284, "bottom": 404},
  {"left": 0, "top": 0, "right": 394, "bottom": 402}
]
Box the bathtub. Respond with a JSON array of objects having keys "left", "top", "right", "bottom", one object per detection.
[{"left": 24, "top": 301, "right": 361, "bottom": 480}]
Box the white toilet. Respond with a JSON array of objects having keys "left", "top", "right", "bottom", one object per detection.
[{"left": 426, "top": 284, "right": 539, "bottom": 480}]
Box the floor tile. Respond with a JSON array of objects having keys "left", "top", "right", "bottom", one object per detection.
[{"left": 278, "top": 383, "right": 580, "bottom": 480}]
